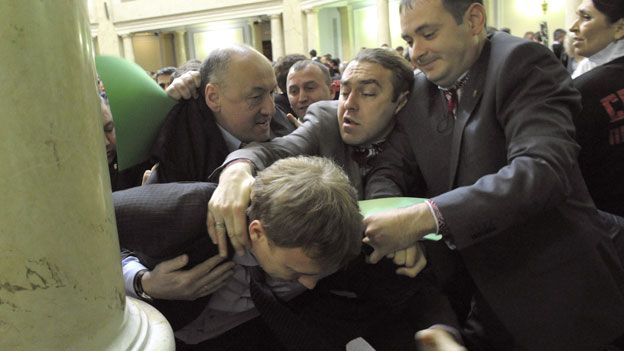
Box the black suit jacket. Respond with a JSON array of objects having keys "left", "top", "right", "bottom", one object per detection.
[
  {"left": 573, "top": 56, "right": 624, "bottom": 216},
  {"left": 149, "top": 98, "right": 295, "bottom": 183},
  {"left": 113, "top": 182, "right": 233, "bottom": 330}
]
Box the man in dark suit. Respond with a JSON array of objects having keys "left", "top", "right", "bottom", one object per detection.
[
  {"left": 122, "top": 45, "right": 296, "bottom": 315},
  {"left": 363, "top": 0, "right": 624, "bottom": 350},
  {"left": 114, "top": 156, "right": 363, "bottom": 350}
]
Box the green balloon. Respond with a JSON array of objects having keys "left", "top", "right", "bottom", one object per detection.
[{"left": 95, "top": 56, "right": 177, "bottom": 171}]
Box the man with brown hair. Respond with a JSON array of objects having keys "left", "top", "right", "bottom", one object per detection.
[{"left": 115, "top": 156, "right": 362, "bottom": 350}]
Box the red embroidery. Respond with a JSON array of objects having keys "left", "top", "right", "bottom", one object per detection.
[
  {"left": 601, "top": 88, "right": 624, "bottom": 123},
  {"left": 609, "top": 125, "right": 624, "bottom": 146}
]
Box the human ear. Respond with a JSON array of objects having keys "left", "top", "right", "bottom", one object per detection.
[
  {"left": 465, "top": 3, "right": 486, "bottom": 35},
  {"left": 205, "top": 83, "right": 220, "bottom": 111},
  {"left": 394, "top": 90, "right": 410, "bottom": 114},
  {"left": 248, "top": 219, "right": 265, "bottom": 242},
  {"left": 614, "top": 18, "right": 624, "bottom": 41}
]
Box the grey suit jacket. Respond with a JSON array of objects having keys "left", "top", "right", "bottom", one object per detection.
[
  {"left": 219, "top": 100, "right": 366, "bottom": 199},
  {"left": 366, "top": 32, "right": 624, "bottom": 350}
]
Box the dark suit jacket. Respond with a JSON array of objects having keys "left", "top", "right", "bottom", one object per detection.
[
  {"left": 113, "top": 182, "right": 231, "bottom": 330},
  {"left": 220, "top": 100, "right": 366, "bottom": 198},
  {"left": 366, "top": 32, "right": 624, "bottom": 350},
  {"left": 149, "top": 97, "right": 295, "bottom": 183}
]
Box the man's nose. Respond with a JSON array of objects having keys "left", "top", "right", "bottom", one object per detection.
[{"left": 260, "top": 94, "right": 276, "bottom": 116}]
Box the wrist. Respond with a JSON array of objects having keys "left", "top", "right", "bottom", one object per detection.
[
  {"left": 222, "top": 159, "right": 255, "bottom": 180},
  {"left": 133, "top": 269, "right": 154, "bottom": 301},
  {"left": 409, "top": 203, "right": 437, "bottom": 241}
]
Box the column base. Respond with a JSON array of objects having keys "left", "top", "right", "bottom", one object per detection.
[{"left": 106, "top": 297, "right": 175, "bottom": 351}]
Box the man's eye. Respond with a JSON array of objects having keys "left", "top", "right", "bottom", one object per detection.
[{"left": 424, "top": 32, "right": 435, "bottom": 39}]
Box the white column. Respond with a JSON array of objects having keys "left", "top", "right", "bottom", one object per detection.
[
  {"left": 376, "top": 0, "right": 391, "bottom": 46},
  {"left": 121, "top": 34, "right": 135, "bottom": 62},
  {"left": 305, "top": 8, "right": 320, "bottom": 54},
  {"left": 338, "top": 6, "right": 353, "bottom": 61},
  {"left": 0, "top": 1, "right": 174, "bottom": 349},
  {"left": 173, "top": 30, "right": 187, "bottom": 65},
  {"left": 282, "top": 0, "right": 305, "bottom": 54},
  {"left": 250, "top": 20, "right": 264, "bottom": 53},
  {"left": 94, "top": 0, "right": 120, "bottom": 56},
  {"left": 270, "top": 14, "right": 285, "bottom": 60}
]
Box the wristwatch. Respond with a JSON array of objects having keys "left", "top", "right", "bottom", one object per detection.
[{"left": 133, "top": 269, "right": 154, "bottom": 301}]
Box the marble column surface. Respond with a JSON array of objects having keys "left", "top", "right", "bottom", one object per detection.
[{"left": 0, "top": 1, "right": 173, "bottom": 350}]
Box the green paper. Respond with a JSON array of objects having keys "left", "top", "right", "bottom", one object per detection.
[
  {"left": 359, "top": 197, "right": 442, "bottom": 241},
  {"left": 95, "top": 56, "right": 177, "bottom": 171}
]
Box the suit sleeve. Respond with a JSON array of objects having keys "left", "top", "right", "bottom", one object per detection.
[
  {"left": 217, "top": 103, "right": 331, "bottom": 172},
  {"left": 432, "top": 43, "right": 582, "bottom": 249},
  {"left": 365, "top": 121, "right": 426, "bottom": 199}
]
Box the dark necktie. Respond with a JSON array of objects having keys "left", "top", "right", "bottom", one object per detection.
[
  {"left": 248, "top": 265, "right": 340, "bottom": 351},
  {"left": 443, "top": 88, "right": 458, "bottom": 119}
]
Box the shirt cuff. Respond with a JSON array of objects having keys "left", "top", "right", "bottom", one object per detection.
[
  {"left": 122, "top": 255, "right": 147, "bottom": 299},
  {"left": 426, "top": 199, "right": 456, "bottom": 250}
]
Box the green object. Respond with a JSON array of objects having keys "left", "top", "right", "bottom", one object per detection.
[
  {"left": 95, "top": 56, "right": 177, "bottom": 171},
  {"left": 358, "top": 197, "right": 442, "bottom": 241}
]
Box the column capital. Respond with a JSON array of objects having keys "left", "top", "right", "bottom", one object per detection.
[
  {"left": 304, "top": 8, "right": 318, "bottom": 15},
  {"left": 270, "top": 13, "right": 282, "bottom": 20}
]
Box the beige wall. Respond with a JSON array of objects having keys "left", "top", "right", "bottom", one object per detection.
[{"left": 89, "top": 0, "right": 581, "bottom": 70}]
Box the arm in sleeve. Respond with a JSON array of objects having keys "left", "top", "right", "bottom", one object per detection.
[{"left": 433, "top": 42, "right": 582, "bottom": 249}]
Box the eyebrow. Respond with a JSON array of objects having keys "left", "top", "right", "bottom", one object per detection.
[
  {"left": 359, "top": 79, "right": 382, "bottom": 88},
  {"left": 247, "top": 87, "right": 268, "bottom": 96},
  {"left": 341, "top": 78, "right": 381, "bottom": 88},
  {"left": 403, "top": 23, "right": 438, "bottom": 37}
]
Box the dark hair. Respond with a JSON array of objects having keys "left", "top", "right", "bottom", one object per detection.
[
  {"left": 309, "top": 49, "right": 317, "bottom": 57},
  {"left": 156, "top": 66, "right": 176, "bottom": 77},
  {"left": 289, "top": 60, "right": 332, "bottom": 86},
  {"left": 592, "top": 0, "right": 624, "bottom": 23},
  {"left": 400, "top": 0, "right": 483, "bottom": 24},
  {"left": 553, "top": 28, "right": 566, "bottom": 41},
  {"left": 273, "top": 54, "right": 307, "bottom": 93},
  {"left": 351, "top": 48, "right": 415, "bottom": 101}
]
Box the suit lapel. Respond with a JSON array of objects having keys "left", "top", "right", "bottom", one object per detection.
[{"left": 447, "top": 39, "right": 491, "bottom": 188}]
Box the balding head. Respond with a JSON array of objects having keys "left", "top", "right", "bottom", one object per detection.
[{"left": 201, "top": 45, "right": 278, "bottom": 143}]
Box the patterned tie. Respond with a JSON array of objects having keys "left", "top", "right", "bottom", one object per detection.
[
  {"left": 248, "top": 266, "right": 340, "bottom": 351},
  {"left": 443, "top": 87, "right": 458, "bottom": 119}
]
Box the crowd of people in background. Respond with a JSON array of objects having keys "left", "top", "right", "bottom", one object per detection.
[{"left": 97, "top": 0, "right": 624, "bottom": 350}]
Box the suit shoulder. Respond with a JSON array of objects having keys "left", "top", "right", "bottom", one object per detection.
[{"left": 489, "top": 32, "right": 554, "bottom": 66}]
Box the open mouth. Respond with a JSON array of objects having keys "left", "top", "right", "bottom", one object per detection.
[
  {"left": 255, "top": 119, "right": 270, "bottom": 128},
  {"left": 343, "top": 116, "right": 359, "bottom": 126}
]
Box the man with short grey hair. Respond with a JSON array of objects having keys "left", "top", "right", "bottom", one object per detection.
[{"left": 286, "top": 59, "right": 333, "bottom": 118}]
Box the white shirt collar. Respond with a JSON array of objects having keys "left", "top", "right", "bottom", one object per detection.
[{"left": 572, "top": 39, "right": 624, "bottom": 78}]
